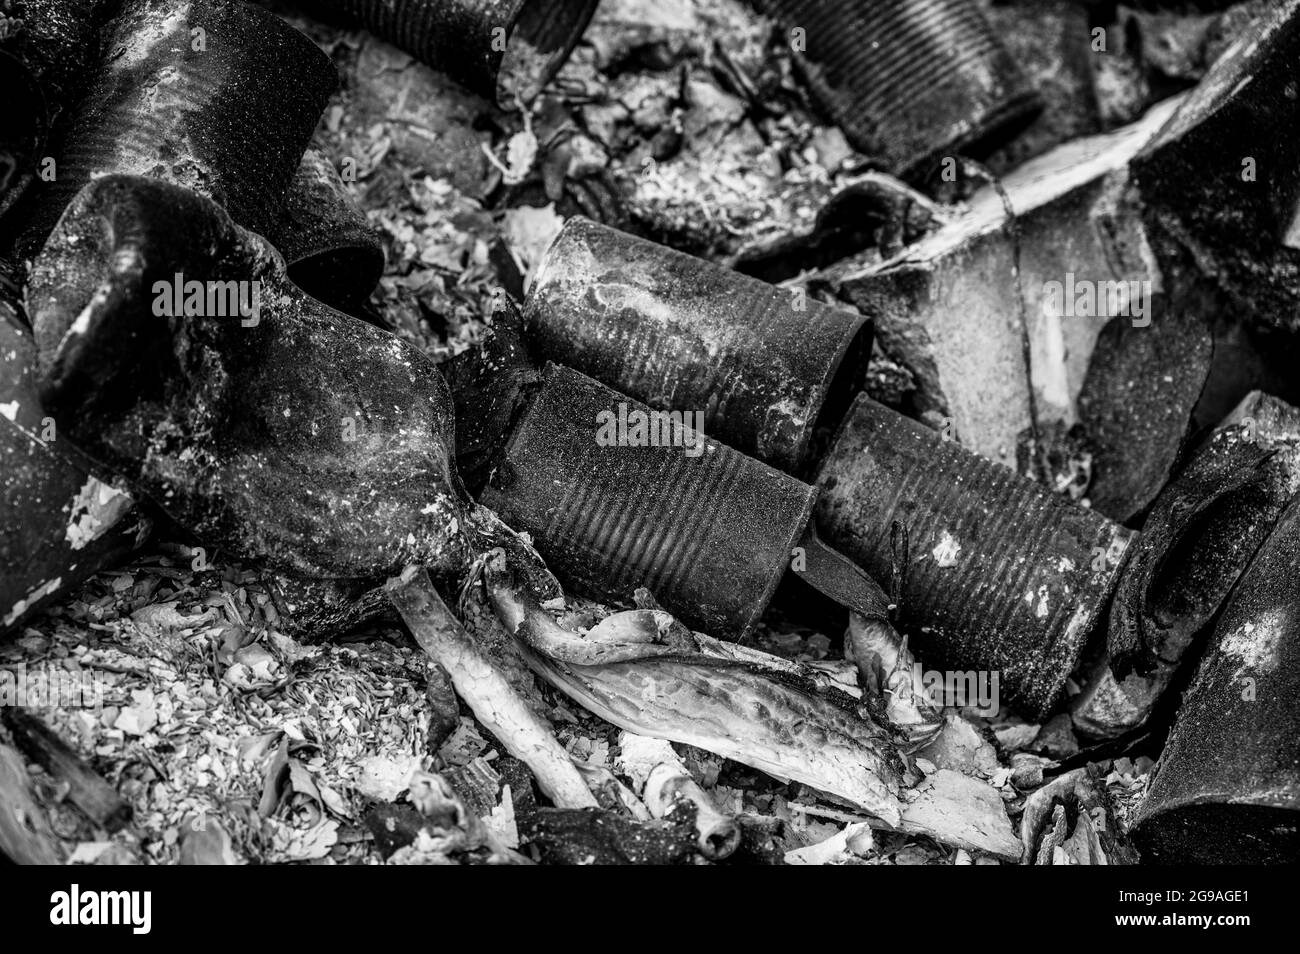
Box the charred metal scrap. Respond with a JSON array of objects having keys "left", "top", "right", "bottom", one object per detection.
[
  {"left": 2, "top": 0, "right": 1300, "bottom": 871},
  {"left": 27, "top": 174, "right": 468, "bottom": 587}
]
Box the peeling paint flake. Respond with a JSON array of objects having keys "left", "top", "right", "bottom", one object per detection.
[
  {"left": 66, "top": 477, "right": 133, "bottom": 550},
  {"left": 4, "top": 577, "right": 63, "bottom": 627}
]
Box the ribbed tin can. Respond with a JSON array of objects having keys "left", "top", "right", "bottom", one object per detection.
[
  {"left": 1131, "top": 492, "right": 1300, "bottom": 863},
  {"left": 305, "top": 0, "right": 599, "bottom": 105},
  {"left": 481, "top": 363, "right": 817, "bottom": 638},
  {"left": 814, "top": 394, "right": 1132, "bottom": 718},
  {"left": 751, "top": 0, "right": 1042, "bottom": 177},
  {"left": 270, "top": 148, "right": 385, "bottom": 310},
  {"left": 523, "top": 217, "right": 872, "bottom": 476},
  {"left": 19, "top": 0, "right": 337, "bottom": 254}
]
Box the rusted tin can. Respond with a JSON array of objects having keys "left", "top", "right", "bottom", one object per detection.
[
  {"left": 19, "top": 0, "right": 337, "bottom": 254},
  {"left": 814, "top": 395, "right": 1132, "bottom": 718},
  {"left": 0, "top": 1, "right": 113, "bottom": 221},
  {"left": 523, "top": 217, "right": 872, "bottom": 476},
  {"left": 1131, "top": 492, "right": 1300, "bottom": 864},
  {"left": 270, "top": 148, "right": 385, "bottom": 310},
  {"left": 751, "top": 0, "right": 1041, "bottom": 178},
  {"left": 481, "top": 363, "right": 818, "bottom": 638},
  {"left": 304, "top": 0, "right": 599, "bottom": 105}
]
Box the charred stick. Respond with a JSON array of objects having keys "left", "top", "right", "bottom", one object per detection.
[
  {"left": 2, "top": 708, "right": 131, "bottom": 832},
  {"left": 385, "top": 565, "right": 597, "bottom": 811},
  {"left": 0, "top": 743, "right": 61, "bottom": 865}
]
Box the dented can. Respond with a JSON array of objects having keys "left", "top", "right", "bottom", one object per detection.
[
  {"left": 18, "top": 0, "right": 337, "bottom": 254},
  {"left": 270, "top": 148, "right": 385, "bottom": 310},
  {"left": 751, "top": 0, "right": 1041, "bottom": 177},
  {"left": 306, "top": 0, "right": 599, "bottom": 105},
  {"left": 814, "top": 395, "right": 1132, "bottom": 718},
  {"left": 27, "top": 174, "right": 467, "bottom": 587},
  {"left": 524, "top": 217, "right": 872, "bottom": 475},
  {"left": 482, "top": 364, "right": 817, "bottom": 638},
  {"left": 1082, "top": 393, "right": 1300, "bottom": 737},
  {"left": 1131, "top": 491, "right": 1300, "bottom": 864}
]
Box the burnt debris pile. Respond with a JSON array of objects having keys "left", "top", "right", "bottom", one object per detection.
[{"left": 0, "top": 0, "right": 1297, "bottom": 866}]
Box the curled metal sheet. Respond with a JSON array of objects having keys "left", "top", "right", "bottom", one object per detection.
[{"left": 1131, "top": 490, "right": 1300, "bottom": 863}]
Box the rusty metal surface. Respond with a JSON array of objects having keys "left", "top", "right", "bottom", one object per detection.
[
  {"left": 301, "top": 0, "right": 599, "bottom": 105},
  {"left": 814, "top": 394, "right": 1132, "bottom": 718},
  {"left": 1131, "top": 491, "right": 1300, "bottom": 864},
  {"left": 0, "top": 1, "right": 113, "bottom": 223},
  {"left": 270, "top": 148, "right": 385, "bottom": 310},
  {"left": 18, "top": 0, "right": 337, "bottom": 254},
  {"left": 524, "top": 217, "right": 871, "bottom": 475},
  {"left": 482, "top": 364, "right": 817, "bottom": 638},
  {"left": 751, "top": 0, "right": 1042, "bottom": 178},
  {"left": 1110, "top": 395, "right": 1300, "bottom": 680}
]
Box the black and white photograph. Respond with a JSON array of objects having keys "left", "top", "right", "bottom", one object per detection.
[{"left": 0, "top": 0, "right": 1294, "bottom": 903}]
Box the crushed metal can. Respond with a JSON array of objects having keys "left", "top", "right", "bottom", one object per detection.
[
  {"left": 1076, "top": 393, "right": 1300, "bottom": 738},
  {"left": 26, "top": 174, "right": 466, "bottom": 587},
  {"left": 482, "top": 363, "right": 892, "bottom": 639},
  {"left": 814, "top": 394, "right": 1133, "bottom": 718},
  {"left": 300, "top": 0, "right": 599, "bottom": 106},
  {"left": 750, "top": 0, "right": 1042, "bottom": 178},
  {"left": 523, "top": 216, "right": 872, "bottom": 475},
  {"left": 1130, "top": 490, "right": 1300, "bottom": 864},
  {"left": 17, "top": 0, "right": 337, "bottom": 254}
]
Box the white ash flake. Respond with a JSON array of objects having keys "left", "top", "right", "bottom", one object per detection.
[
  {"left": 932, "top": 532, "right": 962, "bottom": 567},
  {"left": 4, "top": 576, "right": 63, "bottom": 627},
  {"left": 1219, "top": 611, "right": 1284, "bottom": 681}
]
